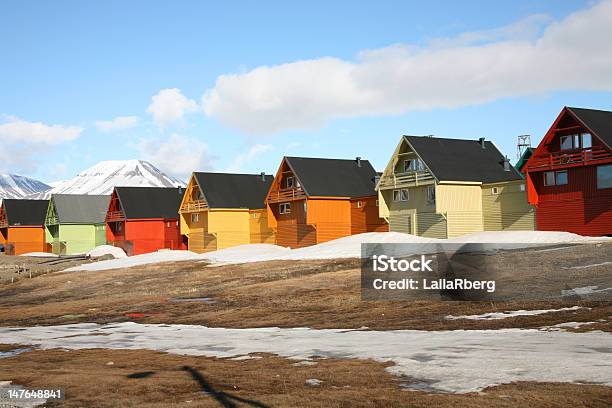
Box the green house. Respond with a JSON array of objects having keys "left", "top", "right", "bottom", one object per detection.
[{"left": 45, "top": 194, "right": 110, "bottom": 255}]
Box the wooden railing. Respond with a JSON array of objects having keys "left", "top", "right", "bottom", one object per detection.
[
  {"left": 266, "top": 188, "right": 307, "bottom": 203},
  {"left": 105, "top": 210, "right": 125, "bottom": 221},
  {"left": 46, "top": 216, "right": 59, "bottom": 225},
  {"left": 525, "top": 146, "right": 611, "bottom": 171},
  {"left": 378, "top": 171, "right": 435, "bottom": 189},
  {"left": 180, "top": 200, "right": 208, "bottom": 213}
]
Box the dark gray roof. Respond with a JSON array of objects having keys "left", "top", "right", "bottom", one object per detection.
[
  {"left": 193, "top": 172, "right": 273, "bottom": 209},
  {"left": 404, "top": 136, "right": 523, "bottom": 183},
  {"left": 115, "top": 187, "right": 182, "bottom": 219},
  {"left": 285, "top": 157, "right": 378, "bottom": 197},
  {"left": 567, "top": 107, "right": 612, "bottom": 149},
  {"left": 2, "top": 199, "right": 48, "bottom": 226},
  {"left": 51, "top": 194, "right": 110, "bottom": 224}
]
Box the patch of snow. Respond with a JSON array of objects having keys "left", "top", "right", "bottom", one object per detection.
[
  {"left": 445, "top": 306, "right": 586, "bottom": 320},
  {"left": 18, "top": 252, "right": 59, "bottom": 258},
  {"left": 543, "top": 321, "right": 599, "bottom": 331},
  {"left": 1, "top": 323, "right": 610, "bottom": 394},
  {"left": 64, "top": 250, "right": 200, "bottom": 272},
  {"left": 563, "top": 261, "right": 612, "bottom": 270},
  {"left": 562, "top": 286, "right": 612, "bottom": 296},
  {"left": 448, "top": 230, "right": 609, "bottom": 244},
  {"left": 305, "top": 378, "right": 322, "bottom": 386},
  {"left": 87, "top": 245, "right": 127, "bottom": 259},
  {"left": 64, "top": 230, "right": 610, "bottom": 271}
]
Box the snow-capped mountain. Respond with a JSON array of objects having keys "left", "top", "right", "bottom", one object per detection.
[
  {"left": 0, "top": 174, "right": 51, "bottom": 199},
  {"left": 28, "top": 160, "right": 185, "bottom": 198}
]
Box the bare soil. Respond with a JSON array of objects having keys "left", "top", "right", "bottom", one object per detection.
[
  {"left": 0, "top": 347, "right": 610, "bottom": 407},
  {"left": 0, "top": 243, "right": 609, "bottom": 331}
]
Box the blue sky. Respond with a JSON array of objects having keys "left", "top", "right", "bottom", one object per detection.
[{"left": 1, "top": 0, "right": 611, "bottom": 183}]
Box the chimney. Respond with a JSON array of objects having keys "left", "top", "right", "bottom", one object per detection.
[
  {"left": 178, "top": 186, "right": 183, "bottom": 195},
  {"left": 356, "top": 157, "right": 362, "bottom": 167},
  {"left": 260, "top": 172, "right": 266, "bottom": 181},
  {"left": 502, "top": 156, "right": 511, "bottom": 172},
  {"left": 479, "top": 137, "right": 486, "bottom": 149}
]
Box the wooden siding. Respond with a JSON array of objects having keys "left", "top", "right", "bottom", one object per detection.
[
  {"left": 249, "top": 209, "right": 275, "bottom": 244},
  {"left": 416, "top": 213, "right": 447, "bottom": 239},
  {"left": 0, "top": 226, "right": 46, "bottom": 255},
  {"left": 446, "top": 211, "right": 484, "bottom": 238},
  {"left": 482, "top": 181, "right": 535, "bottom": 231},
  {"left": 350, "top": 196, "right": 388, "bottom": 234}
]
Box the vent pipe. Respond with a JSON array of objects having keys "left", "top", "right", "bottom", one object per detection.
[
  {"left": 260, "top": 172, "right": 266, "bottom": 181},
  {"left": 479, "top": 137, "right": 486, "bottom": 149},
  {"left": 502, "top": 157, "right": 511, "bottom": 172},
  {"left": 356, "top": 157, "right": 362, "bottom": 167}
]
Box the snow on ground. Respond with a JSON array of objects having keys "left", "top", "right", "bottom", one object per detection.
[
  {"left": 447, "top": 230, "right": 608, "bottom": 244},
  {"left": 64, "top": 250, "right": 200, "bottom": 272},
  {"left": 65, "top": 231, "right": 610, "bottom": 271},
  {"left": 543, "top": 321, "right": 600, "bottom": 331},
  {"left": 0, "top": 323, "right": 610, "bottom": 394},
  {"left": 18, "top": 252, "right": 58, "bottom": 258},
  {"left": 86, "top": 245, "right": 127, "bottom": 259},
  {"left": 562, "top": 286, "right": 612, "bottom": 296},
  {"left": 445, "top": 306, "right": 586, "bottom": 320}
]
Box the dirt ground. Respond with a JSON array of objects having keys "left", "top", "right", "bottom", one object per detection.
[
  {"left": 0, "top": 254, "right": 98, "bottom": 284},
  {"left": 0, "top": 347, "right": 610, "bottom": 408},
  {"left": 0, "top": 243, "right": 609, "bottom": 330},
  {"left": 0, "top": 243, "right": 610, "bottom": 407}
]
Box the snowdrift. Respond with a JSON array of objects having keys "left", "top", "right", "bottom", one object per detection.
[{"left": 64, "top": 230, "right": 609, "bottom": 272}]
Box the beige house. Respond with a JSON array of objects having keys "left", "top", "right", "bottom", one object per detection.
[{"left": 376, "top": 136, "right": 535, "bottom": 238}]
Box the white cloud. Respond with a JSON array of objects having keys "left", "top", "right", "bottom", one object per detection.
[
  {"left": 147, "top": 88, "right": 198, "bottom": 128},
  {"left": 203, "top": 0, "right": 612, "bottom": 134},
  {"left": 225, "top": 144, "right": 273, "bottom": 172},
  {"left": 0, "top": 116, "right": 83, "bottom": 173},
  {"left": 94, "top": 115, "right": 140, "bottom": 132},
  {"left": 0, "top": 116, "right": 82, "bottom": 144},
  {"left": 135, "top": 134, "right": 217, "bottom": 180}
]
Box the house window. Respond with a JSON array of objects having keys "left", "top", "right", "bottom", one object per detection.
[
  {"left": 375, "top": 199, "right": 379, "bottom": 207},
  {"left": 403, "top": 159, "right": 425, "bottom": 172},
  {"left": 519, "top": 184, "right": 526, "bottom": 192},
  {"left": 191, "top": 213, "right": 199, "bottom": 223},
  {"left": 357, "top": 201, "right": 362, "bottom": 208},
  {"left": 492, "top": 187, "right": 499, "bottom": 195},
  {"left": 597, "top": 165, "right": 612, "bottom": 189},
  {"left": 556, "top": 171, "right": 568, "bottom": 185},
  {"left": 426, "top": 185, "right": 436, "bottom": 204},
  {"left": 393, "top": 189, "right": 409, "bottom": 201},
  {"left": 279, "top": 202, "right": 291, "bottom": 214},
  {"left": 560, "top": 133, "right": 592, "bottom": 150},
  {"left": 286, "top": 177, "right": 294, "bottom": 188},
  {"left": 544, "top": 171, "right": 568, "bottom": 186}
]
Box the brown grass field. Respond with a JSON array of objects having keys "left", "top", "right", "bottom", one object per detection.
[{"left": 0, "top": 242, "right": 610, "bottom": 406}]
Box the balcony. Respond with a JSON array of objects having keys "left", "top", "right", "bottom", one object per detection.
[
  {"left": 180, "top": 200, "right": 208, "bottom": 213},
  {"left": 0, "top": 218, "right": 7, "bottom": 228},
  {"left": 266, "top": 188, "right": 307, "bottom": 203},
  {"left": 525, "top": 146, "right": 611, "bottom": 172},
  {"left": 46, "top": 216, "right": 59, "bottom": 225},
  {"left": 377, "top": 171, "right": 435, "bottom": 189},
  {"left": 105, "top": 210, "right": 125, "bottom": 221}
]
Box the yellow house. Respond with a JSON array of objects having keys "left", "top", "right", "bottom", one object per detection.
[
  {"left": 179, "top": 172, "right": 275, "bottom": 252},
  {"left": 376, "top": 136, "right": 535, "bottom": 238}
]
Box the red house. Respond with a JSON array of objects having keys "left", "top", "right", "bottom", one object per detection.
[
  {"left": 106, "top": 187, "right": 184, "bottom": 255},
  {"left": 523, "top": 107, "right": 612, "bottom": 236}
]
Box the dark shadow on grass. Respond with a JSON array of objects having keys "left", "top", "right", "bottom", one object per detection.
[
  {"left": 182, "top": 366, "right": 270, "bottom": 408},
  {"left": 127, "top": 371, "right": 156, "bottom": 379}
]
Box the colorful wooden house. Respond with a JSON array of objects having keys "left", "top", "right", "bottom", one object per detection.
[
  {"left": 376, "top": 136, "right": 534, "bottom": 238},
  {"left": 106, "top": 187, "right": 184, "bottom": 255},
  {"left": 0, "top": 199, "right": 49, "bottom": 255},
  {"left": 179, "top": 172, "right": 274, "bottom": 253},
  {"left": 523, "top": 107, "right": 612, "bottom": 236},
  {"left": 265, "top": 156, "right": 387, "bottom": 248},
  {"left": 45, "top": 194, "right": 110, "bottom": 255}
]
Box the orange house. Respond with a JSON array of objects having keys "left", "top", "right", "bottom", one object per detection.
[
  {"left": 0, "top": 199, "right": 49, "bottom": 255},
  {"left": 266, "top": 156, "right": 388, "bottom": 248}
]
